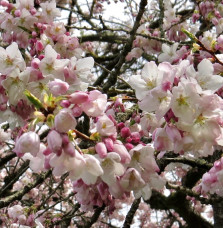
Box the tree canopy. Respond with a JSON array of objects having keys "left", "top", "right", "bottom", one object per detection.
[{"left": 1, "top": 0, "right": 223, "bottom": 227}]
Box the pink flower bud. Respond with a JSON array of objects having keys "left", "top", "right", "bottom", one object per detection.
[
  {"left": 126, "top": 137, "right": 132, "bottom": 143},
  {"left": 30, "top": 7, "right": 37, "bottom": 15},
  {"left": 31, "top": 58, "right": 40, "bottom": 69},
  {"left": 47, "top": 130, "right": 62, "bottom": 154},
  {"left": 125, "top": 143, "right": 134, "bottom": 150},
  {"left": 212, "top": 17, "right": 218, "bottom": 26},
  {"left": 214, "top": 160, "right": 222, "bottom": 171},
  {"left": 32, "top": 31, "right": 37, "bottom": 37},
  {"left": 60, "top": 100, "right": 71, "bottom": 108},
  {"left": 43, "top": 147, "right": 52, "bottom": 155},
  {"left": 13, "top": 132, "right": 40, "bottom": 157},
  {"left": 120, "top": 127, "right": 131, "bottom": 138},
  {"left": 0, "top": 103, "right": 7, "bottom": 111},
  {"left": 48, "top": 79, "right": 69, "bottom": 96},
  {"left": 63, "top": 142, "right": 76, "bottom": 156},
  {"left": 95, "top": 142, "right": 107, "bottom": 158},
  {"left": 6, "top": 3, "right": 13, "bottom": 12},
  {"left": 37, "top": 23, "right": 42, "bottom": 29},
  {"left": 64, "top": 67, "right": 70, "bottom": 78},
  {"left": 103, "top": 137, "right": 114, "bottom": 152},
  {"left": 113, "top": 140, "right": 131, "bottom": 164},
  {"left": 97, "top": 182, "right": 109, "bottom": 199},
  {"left": 55, "top": 108, "right": 77, "bottom": 133},
  {"left": 130, "top": 132, "right": 141, "bottom": 144},
  {"left": 117, "top": 122, "right": 125, "bottom": 129},
  {"left": 72, "top": 105, "right": 83, "bottom": 117},
  {"left": 62, "top": 134, "right": 69, "bottom": 146},
  {"left": 202, "top": 173, "right": 217, "bottom": 184},
  {"left": 0, "top": 0, "right": 9, "bottom": 7},
  {"left": 39, "top": 54, "right": 44, "bottom": 60},
  {"left": 36, "top": 41, "right": 44, "bottom": 52},
  {"left": 69, "top": 91, "right": 89, "bottom": 104},
  {"left": 42, "top": 24, "right": 47, "bottom": 30},
  {"left": 44, "top": 156, "right": 52, "bottom": 169},
  {"left": 14, "top": 9, "right": 21, "bottom": 17}
]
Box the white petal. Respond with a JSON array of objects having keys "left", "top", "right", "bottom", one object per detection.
[
  {"left": 76, "top": 57, "right": 94, "bottom": 70},
  {"left": 45, "top": 45, "right": 57, "bottom": 60},
  {"left": 6, "top": 42, "right": 19, "bottom": 59},
  {"left": 162, "top": 43, "right": 170, "bottom": 53},
  {"left": 85, "top": 155, "right": 103, "bottom": 176},
  {"left": 141, "top": 61, "right": 158, "bottom": 81},
  {"left": 198, "top": 59, "right": 213, "bottom": 76}
]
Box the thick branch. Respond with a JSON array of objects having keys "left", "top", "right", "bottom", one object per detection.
[
  {"left": 122, "top": 198, "right": 141, "bottom": 228},
  {"left": 79, "top": 34, "right": 127, "bottom": 44},
  {"left": 102, "top": 0, "right": 148, "bottom": 92},
  {"left": 0, "top": 160, "right": 29, "bottom": 197},
  {"left": 158, "top": 157, "right": 213, "bottom": 171},
  {"left": 53, "top": 202, "right": 81, "bottom": 226},
  {"left": 147, "top": 190, "right": 213, "bottom": 228},
  {"left": 82, "top": 205, "right": 106, "bottom": 228},
  {"left": 0, "top": 152, "right": 16, "bottom": 169},
  {"left": 213, "top": 200, "right": 223, "bottom": 228},
  {"left": 0, "top": 170, "right": 51, "bottom": 209},
  {"left": 158, "top": 0, "right": 165, "bottom": 37}
]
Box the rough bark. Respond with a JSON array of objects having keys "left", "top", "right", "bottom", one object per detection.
[
  {"left": 213, "top": 200, "right": 223, "bottom": 228},
  {"left": 147, "top": 190, "right": 213, "bottom": 228}
]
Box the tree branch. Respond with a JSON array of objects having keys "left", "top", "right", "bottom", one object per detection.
[
  {"left": 147, "top": 190, "right": 213, "bottom": 228},
  {"left": 122, "top": 198, "right": 141, "bottom": 228},
  {"left": 0, "top": 170, "right": 51, "bottom": 209}
]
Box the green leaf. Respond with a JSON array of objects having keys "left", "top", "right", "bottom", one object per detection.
[
  {"left": 17, "top": 25, "right": 32, "bottom": 34},
  {"left": 181, "top": 28, "right": 197, "bottom": 42},
  {"left": 130, "top": 119, "right": 136, "bottom": 126},
  {"left": 24, "top": 90, "right": 44, "bottom": 110}
]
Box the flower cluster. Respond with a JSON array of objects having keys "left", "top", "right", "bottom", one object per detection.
[
  {"left": 3, "top": 0, "right": 223, "bottom": 226},
  {"left": 129, "top": 58, "right": 223, "bottom": 157},
  {"left": 0, "top": 0, "right": 167, "bottom": 214}
]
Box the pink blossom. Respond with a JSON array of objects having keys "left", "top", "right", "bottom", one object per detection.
[
  {"left": 129, "top": 144, "right": 160, "bottom": 173},
  {"left": 96, "top": 114, "right": 116, "bottom": 136},
  {"left": 54, "top": 108, "right": 77, "bottom": 133},
  {"left": 158, "top": 43, "right": 179, "bottom": 63},
  {"left": 8, "top": 205, "right": 26, "bottom": 223},
  {"left": 0, "top": 42, "right": 25, "bottom": 76},
  {"left": 13, "top": 131, "right": 40, "bottom": 157},
  {"left": 81, "top": 90, "right": 107, "bottom": 117},
  {"left": 120, "top": 168, "right": 145, "bottom": 191},
  {"left": 39, "top": 45, "right": 69, "bottom": 80},
  {"left": 100, "top": 152, "right": 125, "bottom": 186},
  {"left": 24, "top": 143, "right": 47, "bottom": 173},
  {"left": 40, "top": 0, "right": 61, "bottom": 23},
  {"left": 48, "top": 79, "right": 69, "bottom": 96},
  {"left": 152, "top": 128, "right": 173, "bottom": 151}
]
